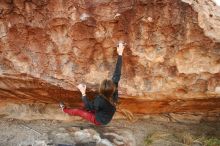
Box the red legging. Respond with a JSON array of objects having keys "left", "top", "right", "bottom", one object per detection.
[{"left": 63, "top": 108, "right": 101, "bottom": 125}]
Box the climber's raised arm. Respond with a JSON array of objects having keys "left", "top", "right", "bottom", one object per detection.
[
  {"left": 111, "top": 41, "right": 125, "bottom": 86},
  {"left": 112, "top": 41, "right": 125, "bottom": 102}
]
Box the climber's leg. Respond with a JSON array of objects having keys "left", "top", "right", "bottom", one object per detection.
[{"left": 63, "top": 108, "right": 101, "bottom": 125}]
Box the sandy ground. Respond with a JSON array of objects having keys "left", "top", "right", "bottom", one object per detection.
[{"left": 0, "top": 118, "right": 219, "bottom": 146}]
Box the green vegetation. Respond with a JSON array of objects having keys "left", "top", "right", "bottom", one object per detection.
[
  {"left": 144, "top": 131, "right": 174, "bottom": 146},
  {"left": 144, "top": 131, "right": 220, "bottom": 146},
  {"left": 203, "top": 137, "right": 220, "bottom": 146},
  {"left": 144, "top": 136, "right": 153, "bottom": 146}
]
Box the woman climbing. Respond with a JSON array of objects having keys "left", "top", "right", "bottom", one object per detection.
[{"left": 59, "top": 41, "right": 125, "bottom": 125}]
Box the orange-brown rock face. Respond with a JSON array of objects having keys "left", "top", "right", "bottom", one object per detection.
[{"left": 0, "top": 0, "right": 219, "bottom": 121}]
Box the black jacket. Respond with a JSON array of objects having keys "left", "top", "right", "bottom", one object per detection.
[{"left": 82, "top": 55, "right": 122, "bottom": 125}]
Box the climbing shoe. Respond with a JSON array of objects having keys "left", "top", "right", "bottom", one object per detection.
[{"left": 59, "top": 102, "right": 65, "bottom": 111}]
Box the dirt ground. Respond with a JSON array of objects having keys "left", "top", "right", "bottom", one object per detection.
[{"left": 0, "top": 118, "right": 219, "bottom": 146}]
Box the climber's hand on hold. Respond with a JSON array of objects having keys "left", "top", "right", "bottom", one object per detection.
[
  {"left": 117, "top": 41, "right": 125, "bottom": 56},
  {"left": 77, "top": 83, "right": 86, "bottom": 96}
]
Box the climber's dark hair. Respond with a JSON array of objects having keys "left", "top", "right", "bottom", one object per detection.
[{"left": 99, "top": 79, "right": 116, "bottom": 105}]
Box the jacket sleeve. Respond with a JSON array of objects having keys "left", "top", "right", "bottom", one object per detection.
[
  {"left": 111, "top": 55, "right": 122, "bottom": 102},
  {"left": 112, "top": 55, "right": 122, "bottom": 87},
  {"left": 82, "top": 95, "right": 100, "bottom": 111}
]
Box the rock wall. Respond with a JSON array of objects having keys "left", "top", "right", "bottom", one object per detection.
[
  {"left": 0, "top": 0, "right": 219, "bottom": 121},
  {"left": 182, "top": 0, "right": 220, "bottom": 42}
]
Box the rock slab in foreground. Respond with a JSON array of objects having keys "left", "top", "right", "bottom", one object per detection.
[{"left": 27, "top": 126, "right": 135, "bottom": 146}]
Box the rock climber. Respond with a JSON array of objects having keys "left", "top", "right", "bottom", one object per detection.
[{"left": 59, "top": 41, "right": 125, "bottom": 125}]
